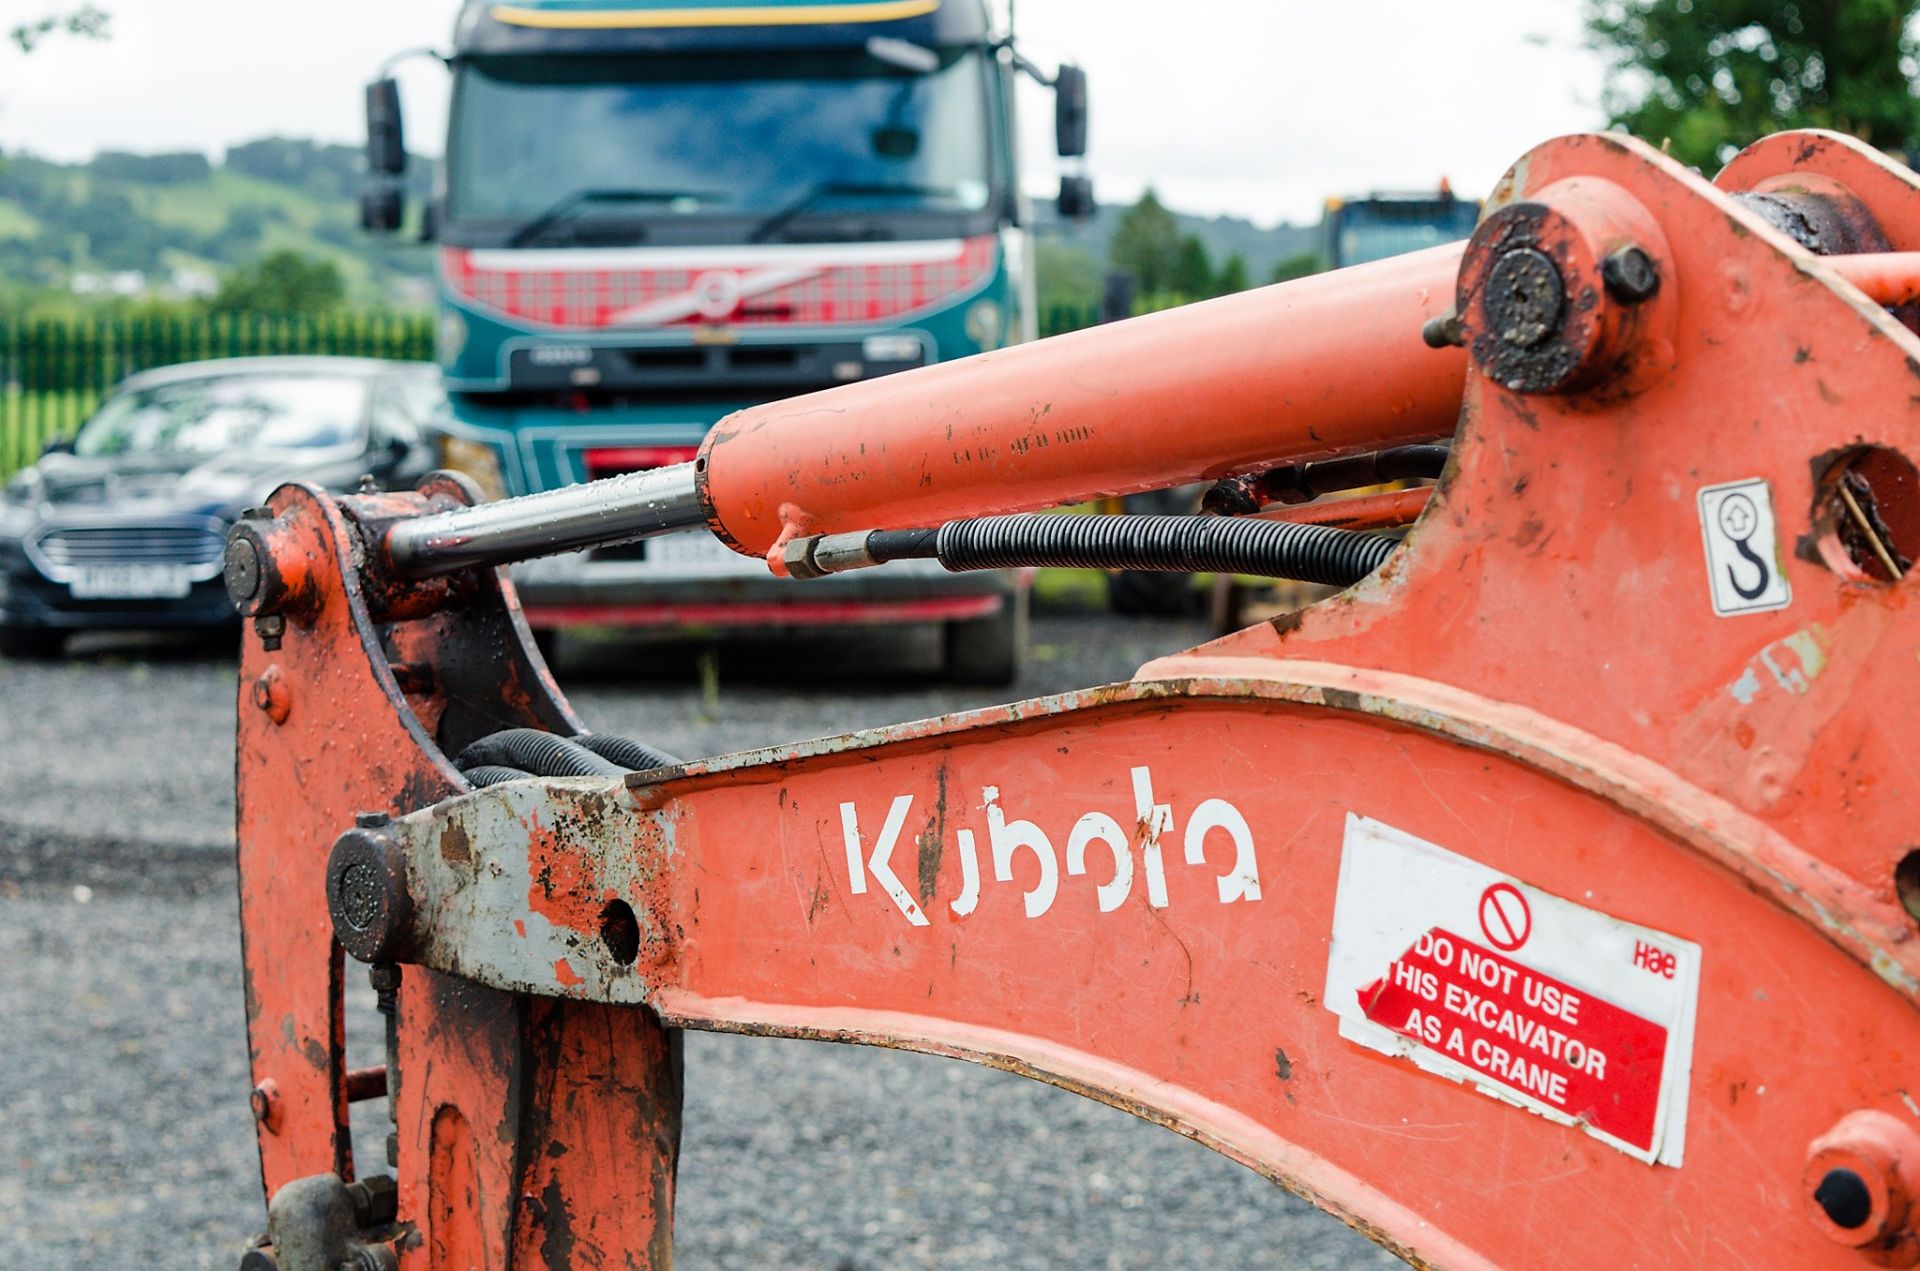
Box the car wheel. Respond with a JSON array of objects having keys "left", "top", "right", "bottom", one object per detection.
[
  {"left": 945, "top": 590, "right": 1027, "bottom": 687},
  {"left": 0, "top": 625, "right": 64, "bottom": 660}
]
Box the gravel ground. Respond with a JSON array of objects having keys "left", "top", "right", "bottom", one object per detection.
[{"left": 0, "top": 617, "right": 1399, "bottom": 1269}]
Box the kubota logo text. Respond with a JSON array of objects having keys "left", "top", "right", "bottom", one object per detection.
[{"left": 838, "top": 766, "right": 1260, "bottom": 927}]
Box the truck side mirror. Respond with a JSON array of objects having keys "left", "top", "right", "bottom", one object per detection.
[
  {"left": 1054, "top": 64, "right": 1088, "bottom": 158},
  {"left": 361, "top": 184, "right": 405, "bottom": 233},
  {"left": 1057, "top": 174, "right": 1094, "bottom": 221},
  {"left": 366, "top": 78, "right": 407, "bottom": 176}
]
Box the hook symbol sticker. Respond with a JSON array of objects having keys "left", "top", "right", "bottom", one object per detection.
[{"left": 1698, "top": 479, "right": 1790, "bottom": 616}]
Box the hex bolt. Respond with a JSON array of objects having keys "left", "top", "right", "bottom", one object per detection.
[
  {"left": 1601, "top": 245, "right": 1661, "bottom": 305},
  {"left": 238, "top": 1250, "right": 280, "bottom": 1271},
  {"left": 337, "top": 1247, "right": 398, "bottom": 1271},
  {"left": 249, "top": 1078, "right": 284, "bottom": 1134},
  {"left": 1484, "top": 247, "right": 1566, "bottom": 349},
  {"left": 346, "top": 1175, "right": 400, "bottom": 1228},
  {"left": 253, "top": 614, "right": 286, "bottom": 652},
  {"left": 355, "top": 811, "right": 392, "bottom": 829},
  {"left": 251, "top": 666, "right": 291, "bottom": 726},
  {"left": 1420, "top": 308, "right": 1467, "bottom": 349}
]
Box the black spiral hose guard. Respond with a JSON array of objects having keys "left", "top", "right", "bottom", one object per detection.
[
  {"left": 463, "top": 764, "right": 535, "bottom": 788},
  {"left": 454, "top": 729, "right": 625, "bottom": 779},
  {"left": 576, "top": 732, "right": 681, "bottom": 772},
  {"left": 898, "top": 514, "right": 1396, "bottom": 588},
  {"left": 453, "top": 728, "right": 684, "bottom": 786}
]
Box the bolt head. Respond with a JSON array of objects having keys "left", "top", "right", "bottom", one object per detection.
[
  {"left": 1485, "top": 247, "right": 1565, "bottom": 349},
  {"left": 223, "top": 536, "right": 262, "bottom": 604},
  {"left": 326, "top": 827, "right": 414, "bottom": 965},
  {"left": 355, "top": 811, "right": 392, "bottom": 829},
  {"left": 1601, "top": 245, "right": 1660, "bottom": 304}
]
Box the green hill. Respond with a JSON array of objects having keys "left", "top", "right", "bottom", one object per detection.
[
  {"left": 0, "top": 136, "right": 1319, "bottom": 317},
  {"left": 0, "top": 138, "right": 435, "bottom": 308}
]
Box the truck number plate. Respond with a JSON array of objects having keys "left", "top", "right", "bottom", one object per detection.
[
  {"left": 642, "top": 532, "right": 761, "bottom": 572},
  {"left": 68, "top": 564, "right": 192, "bottom": 599}
]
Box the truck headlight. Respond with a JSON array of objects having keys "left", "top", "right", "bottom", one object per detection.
[
  {"left": 438, "top": 310, "right": 468, "bottom": 367},
  {"left": 437, "top": 435, "right": 507, "bottom": 502},
  {"left": 965, "top": 299, "right": 1005, "bottom": 351}
]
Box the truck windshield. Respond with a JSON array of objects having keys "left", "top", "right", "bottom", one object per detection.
[
  {"left": 448, "top": 47, "right": 996, "bottom": 243},
  {"left": 1331, "top": 201, "right": 1481, "bottom": 268}
]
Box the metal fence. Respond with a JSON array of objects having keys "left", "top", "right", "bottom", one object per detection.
[
  {"left": 1, "top": 304, "right": 1180, "bottom": 477},
  {"left": 0, "top": 313, "right": 435, "bottom": 476}
]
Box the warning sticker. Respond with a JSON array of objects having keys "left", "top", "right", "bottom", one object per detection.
[
  {"left": 1698, "top": 477, "right": 1791, "bottom": 616},
  {"left": 1325, "top": 815, "right": 1701, "bottom": 1165}
]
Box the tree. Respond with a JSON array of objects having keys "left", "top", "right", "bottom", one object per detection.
[
  {"left": 1214, "top": 252, "right": 1251, "bottom": 295},
  {"left": 1268, "top": 250, "right": 1327, "bottom": 285},
  {"left": 213, "top": 250, "right": 345, "bottom": 315},
  {"left": 1172, "top": 233, "right": 1214, "bottom": 298},
  {"left": 9, "top": 4, "right": 108, "bottom": 52},
  {"left": 1107, "top": 189, "right": 1182, "bottom": 295},
  {"left": 1035, "top": 240, "right": 1103, "bottom": 313},
  {"left": 1588, "top": 0, "right": 1920, "bottom": 169}
]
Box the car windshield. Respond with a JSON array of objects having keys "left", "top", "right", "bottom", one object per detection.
[
  {"left": 447, "top": 47, "right": 995, "bottom": 238},
  {"left": 72, "top": 375, "right": 368, "bottom": 458}
]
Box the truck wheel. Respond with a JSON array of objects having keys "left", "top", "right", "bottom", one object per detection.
[
  {"left": 0, "top": 625, "right": 64, "bottom": 660},
  {"left": 1108, "top": 486, "right": 1201, "bottom": 616},
  {"left": 945, "top": 591, "right": 1027, "bottom": 687}
]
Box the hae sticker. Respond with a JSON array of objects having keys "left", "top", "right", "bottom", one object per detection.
[{"left": 1324, "top": 814, "right": 1701, "bottom": 1166}]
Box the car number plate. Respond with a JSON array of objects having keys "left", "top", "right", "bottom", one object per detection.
[
  {"left": 68, "top": 564, "right": 193, "bottom": 599},
  {"left": 643, "top": 532, "right": 761, "bottom": 571}
]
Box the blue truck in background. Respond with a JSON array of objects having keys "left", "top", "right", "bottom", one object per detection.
[
  {"left": 361, "top": 0, "right": 1090, "bottom": 682},
  {"left": 1323, "top": 182, "right": 1479, "bottom": 269}
]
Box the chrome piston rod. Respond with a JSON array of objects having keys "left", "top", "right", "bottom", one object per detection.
[{"left": 384, "top": 462, "right": 708, "bottom": 578}]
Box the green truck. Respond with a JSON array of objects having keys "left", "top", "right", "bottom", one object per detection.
[{"left": 362, "top": 0, "right": 1089, "bottom": 682}]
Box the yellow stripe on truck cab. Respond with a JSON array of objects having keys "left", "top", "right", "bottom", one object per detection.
[{"left": 491, "top": 0, "right": 939, "bottom": 28}]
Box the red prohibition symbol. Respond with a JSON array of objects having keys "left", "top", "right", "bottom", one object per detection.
[{"left": 1478, "top": 882, "right": 1532, "bottom": 952}]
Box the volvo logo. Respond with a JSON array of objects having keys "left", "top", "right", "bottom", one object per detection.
[{"left": 693, "top": 271, "right": 743, "bottom": 321}]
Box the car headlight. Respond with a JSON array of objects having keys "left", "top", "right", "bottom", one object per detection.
[{"left": 437, "top": 434, "right": 508, "bottom": 502}]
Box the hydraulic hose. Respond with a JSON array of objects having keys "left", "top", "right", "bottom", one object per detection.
[
  {"left": 1206, "top": 444, "right": 1451, "bottom": 513},
  {"left": 454, "top": 729, "right": 625, "bottom": 779},
  {"left": 576, "top": 732, "right": 681, "bottom": 772},
  {"left": 864, "top": 514, "right": 1395, "bottom": 588},
  {"left": 453, "top": 729, "right": 685, "bottom": 785},
  {"left": 463, "top": 764, "right": 535, "bottom": 788}
]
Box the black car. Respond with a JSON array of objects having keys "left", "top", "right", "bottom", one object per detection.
[{"left": 0, "top": 357, "right": 445, "bottom": 658}]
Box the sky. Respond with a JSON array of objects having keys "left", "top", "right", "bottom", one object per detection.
[{"left": 0, "top": 0, "right": 1612, "bottom": 226}]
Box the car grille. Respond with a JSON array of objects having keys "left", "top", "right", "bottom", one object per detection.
[{"left": 33, "top": 523, "right": 226, "bottom": 569}]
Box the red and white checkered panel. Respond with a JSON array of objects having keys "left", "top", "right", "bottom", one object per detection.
[{"left": 443, "top": 236, "right": 998, "bottom": 330}]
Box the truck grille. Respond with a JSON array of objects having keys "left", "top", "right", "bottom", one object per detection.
[{"left": 33, "top": 523, "right": 226, "bottom": 569}]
